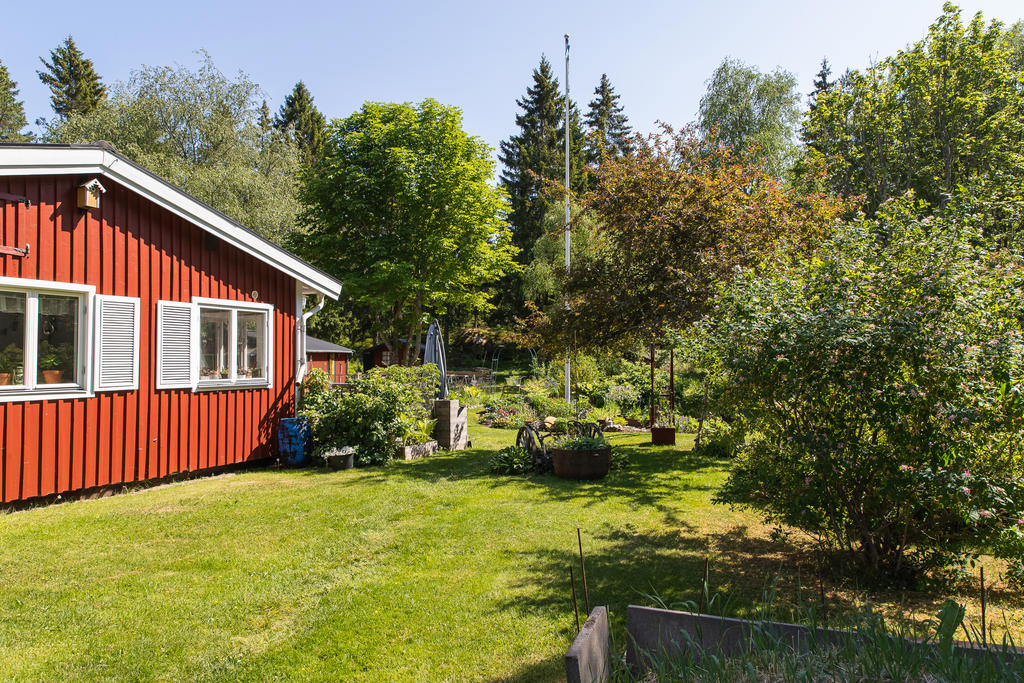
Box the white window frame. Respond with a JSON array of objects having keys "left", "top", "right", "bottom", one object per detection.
[
  {"left": 0, "top": 275, "right": 95, "bottom": 403},
  {"left": 193, "top": 297, "right": 274, "bottom": 391}
]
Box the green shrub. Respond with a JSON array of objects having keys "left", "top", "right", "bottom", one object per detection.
[
  {"left": 300, "top": 364, "right": 440, "bottom": 466},
  {"left": 526, "top": 393, "right": 573, "bottom": 419},
  {"left": 489, "top": 446, "right": 533, "bottom": 475},
  {"left": 708, "top": 213, "right": 1024, "bottom": 584},
  {"left": 695, "top": 417, "right": 739, "bottom": 458}
]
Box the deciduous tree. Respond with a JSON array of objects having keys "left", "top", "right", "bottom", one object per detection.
[
  {"left": 531, "top": 125, "right": 848, "bottom": 354},
  {"left": 802, "top": 4, "right": 1024, "bottom": 234},
  {"left": 45, "top": 53, "right": 302, "bottom": 243},
  {"left": 298, "top": 99, "right": 518, "bottom": 365},
  {"left": 698, "top": 57, "right": 801, "bottom": 178}
]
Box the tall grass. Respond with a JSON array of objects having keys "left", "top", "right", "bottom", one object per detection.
[{"left": 612, "top": 579, "right": 1024, "bottom": 682}]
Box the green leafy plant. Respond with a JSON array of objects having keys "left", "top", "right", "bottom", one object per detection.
[
  {"left": 0, "top": 343, "right": 23, "bottom": 374},
  {"left": 300, "top": 364, "right": 441, "bottom": 466},
  {"left": 554, "top": 435, "right": 607, "bottom": 451},
  {"left": 695, "top": 417, "right": 740, "bottom": 458},
  {"left": 489, "top": 446, "right": 533, "bottom": 475},
  {"left": 708, "top": 210, "right": 1024, "bottom": 585}
]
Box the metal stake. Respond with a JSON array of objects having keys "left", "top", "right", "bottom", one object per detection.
[
  {"left": 577, "top": 526, "right": 590, "bottom": 614},
  {"left": 570, "top": 565, "right": 581, "bottom": 633}
]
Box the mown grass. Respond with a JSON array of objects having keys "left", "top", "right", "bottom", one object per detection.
[{"left": 0, "top": 418, "right": 1021, "bottom": 681}]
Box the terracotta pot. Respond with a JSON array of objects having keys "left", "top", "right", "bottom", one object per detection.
[
  {"left": 0, "top": 373, "right": 10, "bottom": 386},
  {"left": 551, "top": 446, "right": 612, "bottom": 480},
  {"left": 651, "top": 427, "right": 677, "bottom": 446},
  {"left": 41, "top": 370, "right": 65, "bottom": 384}
]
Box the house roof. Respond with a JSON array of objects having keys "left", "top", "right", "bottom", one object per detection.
[
  {"left": 0, "top": 143, "right": 343, "bottom": 299},
  {"left": 305, "top": 335, "right": 354, "bottom": 355}
]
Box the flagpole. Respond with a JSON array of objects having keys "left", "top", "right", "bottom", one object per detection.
[{"left": 564, "top": 33, "right": 571, "bottom": 406}]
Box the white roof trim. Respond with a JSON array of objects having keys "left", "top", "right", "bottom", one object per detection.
[{"left": 0, "top": 145, "right": 342, "bottom": 299}]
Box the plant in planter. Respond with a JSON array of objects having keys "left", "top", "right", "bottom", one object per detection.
[
  {"left": 0, "top": 343, "right": 22, "bottom": 385},
  {"left": 219, "top": 368, "right": 230, "bottom": 379},
  {"left": 38, "top": 343, "right": 71, "bottom": 384},
  {"left": 549, "top": 435, "right": 612, "bottom": 480}
]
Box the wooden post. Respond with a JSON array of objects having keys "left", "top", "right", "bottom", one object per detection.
[
  {"left": 669, "top": 348, "right": 675, "bottom": 425},
  {"left": 649, "top": 342, "right": 656, "bottom": 427}
]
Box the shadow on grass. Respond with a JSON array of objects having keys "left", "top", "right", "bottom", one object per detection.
[{"left": 289, "top": 434, "right": 727, "bottom": 512}]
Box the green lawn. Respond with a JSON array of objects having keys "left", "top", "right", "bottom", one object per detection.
[{"left": 1, "top": 419, "right": 1021, "bottom": 681}]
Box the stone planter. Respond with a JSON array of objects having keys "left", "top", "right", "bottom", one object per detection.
[
  {"left": 396, "top": 440, "right": 438, "bottom": 461},
  {"left": 324, "top": 447, "right": 355, "bottom": 470},
  {"left": 651, "top": 427, "right": 676, "bottom": 446},
  {"left": 551, "top": 446, "right": 612, "bottom": 480}
]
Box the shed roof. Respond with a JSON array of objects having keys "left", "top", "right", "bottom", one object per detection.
[
  {"left": 306, "top": 335, "right": 354, "bottom": 355},
  {"left": 0, "top": 143, "right": 343, "bottom": 299}
]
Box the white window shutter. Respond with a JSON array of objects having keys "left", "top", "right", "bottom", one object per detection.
[
  {"left": 157, "top": 301, "right": 195, "bottom": 389},
  {"left": 94, "top": 295, "right": 141, "bottom": 391}
]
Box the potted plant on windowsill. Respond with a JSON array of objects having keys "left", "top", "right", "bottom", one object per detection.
[
  {"left": 0, "top": 343, "right": 22, "bottom": 385},
  {"left": 39, "top": 344, "right": 69, "bottom": 384},
  {"left": 549, "top": 435, "right": 612, "bottom": 480}
]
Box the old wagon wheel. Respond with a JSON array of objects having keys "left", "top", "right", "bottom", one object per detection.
[
  {"left": 515, "top": 424, "right": 552, "bottom": 473},
  {"left": 576, "top": 422, "right": 602, "bottom": 440},
  {"left": 515, "top": 425, "right": 541, "bottom": 455}
]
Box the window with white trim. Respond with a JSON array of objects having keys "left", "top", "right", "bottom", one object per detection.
[
  {"left": 197, "top": 303, "right": 270, "bottom": 387},
  {"left": 0, "top": 281, "right": 92, "bottom": 397},
  {"left": 156, "top": 298, "right": 274, "bottom": 391}
]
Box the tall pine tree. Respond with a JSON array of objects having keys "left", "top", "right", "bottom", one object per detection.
[
  {"left": 274, "top": 81, "right": 326, "bottom": 167},
  {"left": 0, "top": 60, "right": 31, "bottom": 141},
  {"left": 37, "top": 36, "right": 105, "bottom": 120},
  {"left": 584, "top": 73, "right": 632, "bottom": 164},
  {"left": 498, "top": 56, "right": 585, "bottom": 267},
  {"left": 800, "top": 57, "right": 835, "bottom": 154}
]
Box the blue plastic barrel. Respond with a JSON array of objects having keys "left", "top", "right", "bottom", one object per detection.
[{"left": 278, "top": 417, "right": 311, "bottom": 466}]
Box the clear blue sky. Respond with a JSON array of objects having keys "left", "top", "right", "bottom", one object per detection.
[{"left": 4, "top": 0, "right": 1022, "bottom": 166}]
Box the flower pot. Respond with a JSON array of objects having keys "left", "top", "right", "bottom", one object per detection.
[
  {"left": 551, "top": 446, "right": 612, "bottom": 480},
  {"left": 324, "top": 447, "right": 356, "bottom": 470},
  {"left": 0, "top": 373, "right": 10, "bottom": 386},
  {"left": 41, "top": 370, "right": 64, "bottom": 384},
  {"left": 651, "top": 427, "right": 676, "bottom": 446}
]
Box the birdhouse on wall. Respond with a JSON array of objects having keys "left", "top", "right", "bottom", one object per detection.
[{"left": 77, "top": 178, "right": 106, "bottom": 210}]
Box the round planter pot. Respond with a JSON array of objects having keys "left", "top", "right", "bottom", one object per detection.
[
  {"left": 551, "top": 446, "right": 612, "bottom": 480},
  {"left": 651, "top": 427, "right": 677, "bottom": 446},
  {"left": 41, "top": 370, "right": 64, "bottom": 384}
]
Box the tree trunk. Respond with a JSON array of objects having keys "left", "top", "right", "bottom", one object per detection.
[{"left": 407, "top": 291, "right": 424, "bottom": 367}]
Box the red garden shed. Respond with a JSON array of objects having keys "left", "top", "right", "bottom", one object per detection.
[
  {"left": 305, "top": 335, "right": 353, "bottom": 384},
  {"left": 0, "top": 143, "right": 342, "bottom": 504}
]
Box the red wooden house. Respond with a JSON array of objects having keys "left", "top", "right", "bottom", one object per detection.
[
  {"left": 305, "top": 335, "right": 353, "bottom": 384},
  {"left": 0, "top": 143, "right": 342, "bottom": 504}
]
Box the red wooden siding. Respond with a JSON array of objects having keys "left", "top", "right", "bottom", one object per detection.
[
  {"left": 308, "top": 352, "right": 348, "bottom": 384},
  {"left": 0, "top": 175, "right": 297, "bottom": 503}
]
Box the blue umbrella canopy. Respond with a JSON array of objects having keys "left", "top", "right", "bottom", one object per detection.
[{"left": 423, "top": 320, "right": 448, "bottom": 398}]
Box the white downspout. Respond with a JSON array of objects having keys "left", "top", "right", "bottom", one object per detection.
[{"left": 297, "top": 293, "right": 325, "bottom": 386}]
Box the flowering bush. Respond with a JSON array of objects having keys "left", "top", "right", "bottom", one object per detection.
[
  {"left": 708, "top": 210, "right": 1024, "bottom": 585},
  {"left": 478, "top": 393, "right": 537, "bottom": 429}
]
